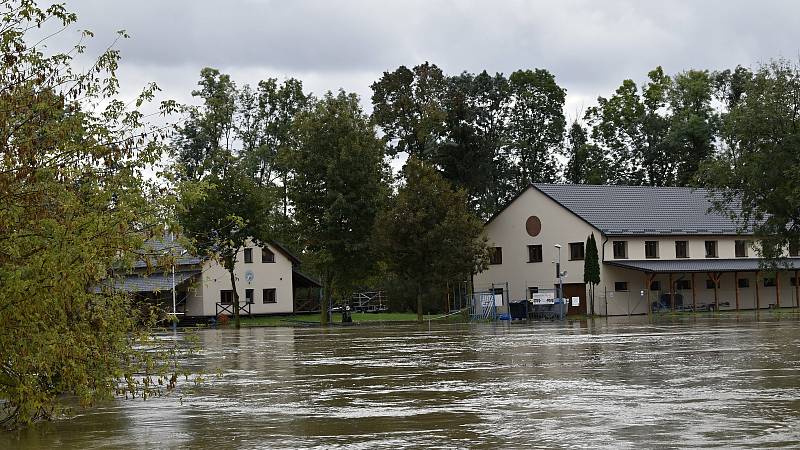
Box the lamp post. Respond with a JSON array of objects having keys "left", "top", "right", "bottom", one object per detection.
[{"left": 554, "top": 244, "right": 564, "bottom": 302}]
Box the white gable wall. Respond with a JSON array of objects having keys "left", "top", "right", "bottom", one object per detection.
[
  {"left": 474, "top": 187, "right": 601, "bottom": 304},
  {"left": 185, "top": 241, "right": 295, "bottom": 316}
]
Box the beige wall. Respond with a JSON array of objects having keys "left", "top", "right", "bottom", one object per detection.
[
  {"left": 602, "top": 236, "right": 758, "bottom": 261},
  {"left": 474, "top": 187, "right": 601, "bottom": 304},
  {"left": 186, "top": 241, "right": 295, "bottom": 316}
]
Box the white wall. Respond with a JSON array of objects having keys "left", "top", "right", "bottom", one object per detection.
[
  {"left": 474, "top": 187, "right": 600, "bottom": 304},
  {"left": 186, "top": 241, "right": 295, "bottom": 316}
]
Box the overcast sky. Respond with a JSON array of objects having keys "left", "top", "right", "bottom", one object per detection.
[{"left": 55, "top": 0, "right": 800, "bottom": 122}]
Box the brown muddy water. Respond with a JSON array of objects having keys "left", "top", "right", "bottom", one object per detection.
[{"left": 3, "top": 315, "right": 800, "bottom": 449}]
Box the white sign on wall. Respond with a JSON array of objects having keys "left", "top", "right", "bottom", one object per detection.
[
  {"left": 531, "top": 292, "right": 555, "bottom": 305},
  {"left": 571, "top": 296, "right": 580, "bottom": 307}
]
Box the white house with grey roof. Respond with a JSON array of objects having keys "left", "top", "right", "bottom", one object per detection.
[
  {"left": 474, "top": 184, "right": 800, "bottom": 316},
  {"left": 98, "top": 235, "right": 321, "bottom": 321}
]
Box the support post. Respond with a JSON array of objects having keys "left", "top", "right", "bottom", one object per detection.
[
  {"left": 734, "top": 271, "right": 740, "bottom": 311},
  {"left": 669, "top": 273, "right": 674, "bottom": 312},
  {"left": 691, "top": 273, "right": 696, "bottom": 311},
  {"left": 776, "top": 271, "right": 781, "bottom": 308},
  {"left": 709, "top": 272, "right": 720, "bottom": 311},
  {"left": 755, "top": 271, "right": 761, "bottom": 311},
  {"left": 795, "top": 270, "right": 799, "bottom": 309}
]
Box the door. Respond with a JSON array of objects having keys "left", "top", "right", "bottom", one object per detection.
[{"left": 558, "top": 283, "right": 587, "bottom": 316}]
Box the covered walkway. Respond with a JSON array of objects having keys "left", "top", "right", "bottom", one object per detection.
[{"left": 606, "top": 258, "right": 800, "bottom": 312}]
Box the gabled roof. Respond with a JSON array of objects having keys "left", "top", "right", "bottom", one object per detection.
[{"left": 487, "top": 183, "right": 747, "bottom": 236}]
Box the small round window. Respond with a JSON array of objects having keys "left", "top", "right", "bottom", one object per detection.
[{"left": 526, "top": 216, "right": 541, "bottom": 237}]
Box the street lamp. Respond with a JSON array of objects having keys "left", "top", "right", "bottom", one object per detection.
[{"left": 554, "top": 244, "right": 564, "bottom": 302}]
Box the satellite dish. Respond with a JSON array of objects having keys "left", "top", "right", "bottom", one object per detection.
[
  {"left": 245, "top": 270, "right": 255, "bottom": 284},
  {"left": 561, "top": 271, "right": 568, "bottom": 278}
]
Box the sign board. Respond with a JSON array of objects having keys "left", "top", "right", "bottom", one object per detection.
[
  {"left": 480, "top": 293, "right": 503, "bottom": 307},
  {"left": 531, "top": 292, "right": 555, "bottom": 305},
  {"left": 571, "top": 296, "right": 580, "bottom": 307}
]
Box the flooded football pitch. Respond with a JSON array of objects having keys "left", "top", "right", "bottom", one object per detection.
[{"left": 4, "top": 314, "right": 800, "bottom": 448}]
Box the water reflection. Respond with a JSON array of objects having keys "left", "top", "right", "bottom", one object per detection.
[{"left": 3, "top": 315, "right": 800, "bottom": 448}]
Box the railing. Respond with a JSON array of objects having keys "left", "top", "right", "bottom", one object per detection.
[
  {"left": 351, "top": 291, "right": 388, "bottom": 313},
  {"left": 216, "top": 301, "right": 252, "bottom": 317}
]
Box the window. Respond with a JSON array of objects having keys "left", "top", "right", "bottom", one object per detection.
[
  {"left": 527, "top": 287, "right": 539, "bottom": 298},
  {"left": 675, "top": 241, "right": 689, "bottom": 258},
  {"left": 262, "top": 288, "right": 276, "bottom": 304},
  {"left": 790, "top": 241, "right": 800, "bottom": 257},
  {"left": 645, "top": 241, "right": 659, "bottom": 259},
  {"left": 614, "top": 281, "right": 628, "bottom": 292},
  {"left": 220, "top": 290, "right": 234, "bottom": 305},
  {"left": 244, "top": 248, "right": 253, "bottom": 263},
  {"left": 676, "top": 279, "right": 691, "bottom": 290},
  {"left": 705, "top": 240, "right": 718, "bottom": 258},
  {"left": 738, "top": 278, "right": 750, "bottom": 288},
  {"left": 569, "top": 242, "right": 585, "bottom": 260},
  {"left": 262, "top": 247, "right": 275, "bottom": 263},
  {"left": 763, "top": 277, "right": 776, "bottom": 287},
  {"left": 245, "top": 289, "right": 254, "bottom": 304},
  {"left": 527, "top": 245, "right": 542, "bottom": 263},
  {"left": 735, "top": 240, "right": 748, "bottom": 258},
  {"left": 650, "top": 280, "right": 661, "bottom": 291},
  {"left": 612, "top": 241, "right": 628, "bottom": 259},
  {"left": 706, "top": 279, "right": 719, "bottom": 289},
  {"left": 489, "top": 247, "right": 503, "bottom": 265}
]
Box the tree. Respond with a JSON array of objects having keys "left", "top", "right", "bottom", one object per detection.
[
  {"left": 174, "top": 69, "right": 277, "bottom": 328},
  {"left": 700, "top": 59, "right": 800, "bottom": 260},
  {"left": 585, "top": 67, "right": 718, "bottom": 186},
  {"left": 506, "top": 69, "right": 566, "bottom": 188},
  {"left": 284, "top": 91, "right": 389, "bottom": 325},
  {"left": 0, "top": 0, "right": 183, "bottom": 426},
  {"left": 370, "top": 62, "right": 448, "bottom": 159},
  {"left": 583, "top": 234, "right": 601, "bottom": 315},
  {"left": 564, "top": 121, "right": 610, "bottom": 184},
  {"left": 375, "top": 158, "right": 489, "bottom": 322}
]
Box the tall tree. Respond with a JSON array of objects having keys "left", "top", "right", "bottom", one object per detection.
[
  {"left": 564, "top": 121, "right": 610, "bottom": 184},
  {"left": 284, "top": 91, "right": 389, "bottom": 325},
  {"left": 700, "top": 59, "right": 800, "bottom": 260},
  {"left": 506, "top": 69, "right": 567, "bottom": 188},
  {"left": 174, "top": 69, "right": 277, "bottom": 328},
  {"left": 583, "top": 234, "right": 601, "bottom": 315},
  {"left": 370, "top": 62, "right": 448, "bottom": 159},
  {"left": 0, "top": 0, "right": 183, "bottom": 426},
  {"left": 375, "top": 158, "right": 489, "bottom": 322}
]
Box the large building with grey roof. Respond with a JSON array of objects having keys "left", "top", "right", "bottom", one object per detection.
[{"left": 474, "top": 184, "right": 800, "bottom": 316}]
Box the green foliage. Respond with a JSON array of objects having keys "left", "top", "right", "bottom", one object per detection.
[
  {"left": 583, "top": 234, "right": 601, "bottom": 314},
  {"left": 283, "top": 91, "right": 389, "bottom": 325},
  {"left": 585, "top": 66, "right": 718, "bottom": 186},
  {"left": 371, "top": 64, "right": 566, "bottom": 219},
  {"left": 375, "top": 158, "right": 488, "bottom": 322},
  {"left": 0, "top": 0, "right": 186, "bottom": 426},
  {"left": 699, "top": 59, "right": 800, "bottom": 261},
  {"left": 564, "top": 122, "right": 610, "bottom": 184}
]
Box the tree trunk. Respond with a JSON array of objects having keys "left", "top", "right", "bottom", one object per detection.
[
  {"left": 320, "top": 272, "right": 331, "bottom": 326},
  {"left": 416, "top": 285, "right": 424, "bottom": 323},
  {"left": 228, "top": 266, "right": 240, "bottom": 329}
]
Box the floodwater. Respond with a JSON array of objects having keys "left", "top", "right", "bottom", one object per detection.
[{"left": 4, "top": 315, "right": 800, "bottom": 449}]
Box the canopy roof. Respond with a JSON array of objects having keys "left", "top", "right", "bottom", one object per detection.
[{"left": 606, "top": 258, "right": 800, "bottom": 273}]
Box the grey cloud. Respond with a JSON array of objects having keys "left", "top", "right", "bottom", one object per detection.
[{"left": 59, "top": 0, "right": 800, "bottom": 109}]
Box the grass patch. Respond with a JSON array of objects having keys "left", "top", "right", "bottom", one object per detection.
[{"left": 237, "top": 311, "right": 459, "bottom": 327}]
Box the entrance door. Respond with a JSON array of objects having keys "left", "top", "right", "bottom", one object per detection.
[{"left": 557, "top": 283, "right": 587, "bottom": 316}]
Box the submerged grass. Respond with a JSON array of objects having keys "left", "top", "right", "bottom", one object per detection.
[{"left": 237, "top": 312, "right": 460, "bottom": 327}]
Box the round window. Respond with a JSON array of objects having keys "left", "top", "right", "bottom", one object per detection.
[{"left": 526, "top": 216, "right": 541, "bottom": 237}]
